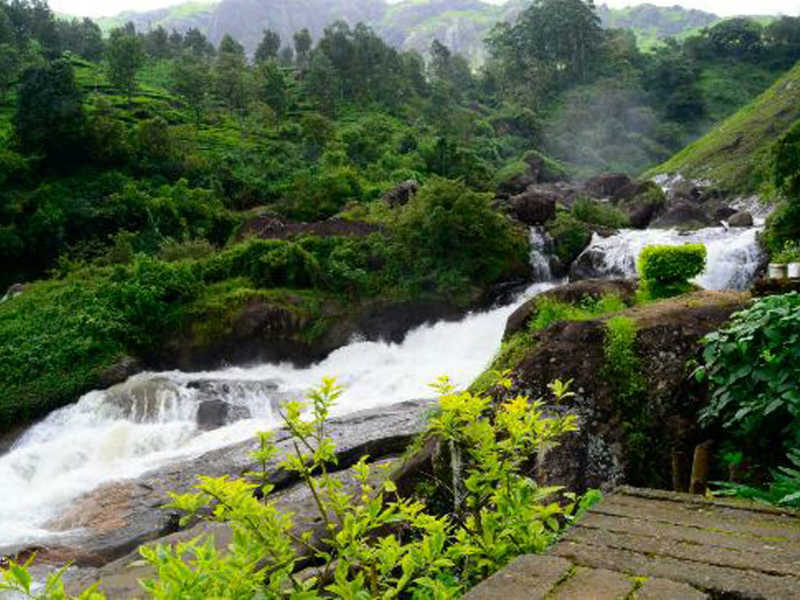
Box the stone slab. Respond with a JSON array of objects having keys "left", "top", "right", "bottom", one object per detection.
[
  {"left": 462, "top": 555, "right": 572, "bottom": 600},
  {"left": 550, "top": 566, "right": 634, "bottom": 599},
  {"left": 635, "top": 577, "right": 708, "bottom": 600}
]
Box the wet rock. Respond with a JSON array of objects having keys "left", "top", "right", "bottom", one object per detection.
[
  {"left": 651, "top": 201, "right": 713, "bottom": 229},
  {"left": 97, "top": 357, "right": 141, "bottom": 389},
  {"left": 504, "top": 280, "right": 638, "bottom": 339},
  {"left": 508, "top": 188, "right": 558, "bottom": 225},
  {"left": 196, "top": 400, "right": 252, "bottom": 431},
  {"left": 383, "top": 180, "right": 419, "bottom": 207},
  {"left": 569, "top": 247, "right": 629, "bottom": 282},
  {"left": 583, "top": 173, "right": 632, "bottom": 199},
  {"left": 614, "top": 182, "right": 667, "bottom": 229},
  {"left": 728, "top": 211, "right": 754, "bottom": 227},
  {"left": 14, "top": 399, "right": 435, "bottom": 569},
  {"left": 713, "top": 206, "right": 738, "bottom": 221}
]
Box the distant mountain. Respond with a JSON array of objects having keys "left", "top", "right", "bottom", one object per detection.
[{"left": 94, "top": 1, "right": 724, "bottom": 61}]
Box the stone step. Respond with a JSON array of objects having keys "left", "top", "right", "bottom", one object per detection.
[{"left": 463, "top": 487, "right": 800, "bottom": 600}]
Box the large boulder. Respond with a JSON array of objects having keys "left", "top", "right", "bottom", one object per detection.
[
  {"left": 569, "top": 247, "right": 623, "bottom": 282},
  {"left": 196, "top": 400, "right": 252, "bottom": 431},
  {"left": 584, "top": 173, "right": 632, "bottom": 199},
  {"left": 504, "top": 280, "right": 638, "bottom": 339},
  {"left": 508, "top": 188, "right": 558, "bottom": 225},
  {"left": 728, "top": 211, "right": 754, "bottom": 227},
  {"left": 613, "top": 181, "right": 667, "bottom": 229},
  {"left": 502, "top": 291, "right": 750, "bottom": 493},
  {"left": 650, "top": 200, "right": 714, "bottom": 229}
]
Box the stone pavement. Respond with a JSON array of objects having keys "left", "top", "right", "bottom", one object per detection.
[{"left": 464, "top": 486, "right": 800, "bottom": 599}]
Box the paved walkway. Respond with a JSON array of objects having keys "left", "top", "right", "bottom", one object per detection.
[{"left": 464, "top": 486, "right": 800, "bottom": 599}]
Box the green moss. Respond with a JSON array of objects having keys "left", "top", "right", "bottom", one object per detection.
[{"left": 545, "top": 212, "right": 592, "bottom": 266}]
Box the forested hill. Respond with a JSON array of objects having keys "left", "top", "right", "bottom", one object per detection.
[{"left": 95, "top": 0, "right": 723, "bottom": 62}]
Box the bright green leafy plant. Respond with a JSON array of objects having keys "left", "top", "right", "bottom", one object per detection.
[{"left": 637, "top": 244, "right": 707, "bottom": 299}]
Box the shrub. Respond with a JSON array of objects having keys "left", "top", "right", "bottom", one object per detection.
[
  {"left": 699, "top": 293, "right": 800, "bottom": 462},
  {"left": 393, "top": 177, "right": 528, "bottom": 287},
  {"left": 204, "top": 239, "right": 320, "bottom": 289},
  {"left": 572, "top": 197, "right": 629, "bottom": 229},
  {"left": 637, "top": 244, "right": 706, "bottom": 299},
  {"left": 545, "top": 212, "right": 592, "bottom": 267}
]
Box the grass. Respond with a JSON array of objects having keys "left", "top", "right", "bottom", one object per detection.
[{"left": 648, "top": 60, "right": 800, "bottom": 192}]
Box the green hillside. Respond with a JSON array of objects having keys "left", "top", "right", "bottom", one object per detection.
[{"left": 649, "top": 61, "right": 800, "bottom": 192}]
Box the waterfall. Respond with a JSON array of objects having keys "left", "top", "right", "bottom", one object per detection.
[
  {"left": 0, "top": 230, "right": 557, "bottom": 550},
  {"left": 573, "top": 227, "right": 765, "bottom": 291},
  {"left": 529, "top": 227, "right": 553, "bottom": 282}
]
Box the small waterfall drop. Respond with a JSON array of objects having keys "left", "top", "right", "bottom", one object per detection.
[
  {"left": 573, "top": 227, "right": 765, "bottom": 290},
  {"left": 529, "top": 227, "right": 553, "bottom": 282}
]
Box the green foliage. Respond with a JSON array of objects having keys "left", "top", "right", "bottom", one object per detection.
[
  {"left": 3, "top": 377, "right": 587, "bottom": 598},
  {"left": 773, "top": 240, "right": 800, "bottom": 263},
  {"left": 699, "top": 293, "right": 800, "bottom": 506},
  {"left": 205, "top": 239, "right": 320, "bottom": 289},
  {"left": 530, "top": 294, "right": 626, "bottom": 332},
  {"left": 14, "top": 58, "right": 86, "bottom": 161},
  {"left": 763, "top": 118, "right": 800, "bottom": 255},
  {"left": 602, "top": 315, "right": 652, "bottom": 483},
  {"left": 392, "top": 177, "right": 528, "bottom": 287},
  {"left": 699, "top": 293, "right": 800, "bottom": 455},
  {"left": 714, "top": 448, "right": 800, "bottom": 508},
  {"left": 107, "top": 28, "right": 145, "bottom": 101},
  {"left": 637, "top": 244, "right": 706, "bottom": 299},
  {"left": 571, "top": 197, "right": 630, "bottom": 229},
  {"left": 545, "top": 212, "right": 592, "bottom": 267}
]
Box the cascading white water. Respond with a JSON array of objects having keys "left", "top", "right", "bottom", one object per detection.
[
  {"left": 0, "top": 271, "right": 556, "bottom": 549},
  {"left": 529, "top": 227, "right": 553, "bottom": 282},
  {"left": 575, "top": 226, "right": 765, "bottom": 290}
]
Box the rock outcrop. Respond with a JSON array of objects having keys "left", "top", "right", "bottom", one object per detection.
[
  {"left": 508, "top": 188, "right": 558, "bottom": 225},
  {"left": 502, "top": 291, "right": 750, "bottom": 493},
  {"left": 728, "top": 211, "right": 754, "bottom": 227},
  {"left": 584, "top": 173, "right": 632, "bottom": 199}
]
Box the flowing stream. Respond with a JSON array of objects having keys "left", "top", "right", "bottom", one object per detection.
[
  {"left": 575, "top": 226, "right": 765, "bottom": 290},
  {"left": 0, "top": 222, "right": 764, "bottom": 551}
]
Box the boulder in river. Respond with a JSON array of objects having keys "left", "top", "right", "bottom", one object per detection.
[
  {"left": 728, "top": 211, "right": 754, "bottom": 227},
  {"left": 196, "top": 400, "right": 252, "bottom": 431},
  {"left": 651, "top": 200, "right": 714, "bottom": 229},
  {"left": 508, "top": 187, "right": 558, "bottom": 225},
  {"left": 583, "top": 173, "right": 632, "bottom": 199}
]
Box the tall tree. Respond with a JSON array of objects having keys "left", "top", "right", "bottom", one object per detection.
[
  {"left": 255, "top": 59, "right": 289, "bottom": 120},
  {"left": 215, "top": 34, "right": 250, "bottom": 111},
  {"left": 107, "top": 28, "right": 145, "bottom": 103},
  {"left": 293, "top": 28, "right": 312, "bottom": 67},
  {"left": 14, "top": 58, "right": 85, "bottom": 160},
  {"left": 170, "top": 52, "right": 211, "bottom": 125},
  {"left": 303, "top": 50, "right": 338, "bottom": 115},
  {"left": 255, "top": 29, "right": 280, "bottom": 63},
  {"left": 144, "top": 25, "right": 170, "bottom": 59}
]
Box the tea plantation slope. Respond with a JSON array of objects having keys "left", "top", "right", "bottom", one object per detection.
[{"left": 648, "top": 60, "right": 800, "bottom": 193}]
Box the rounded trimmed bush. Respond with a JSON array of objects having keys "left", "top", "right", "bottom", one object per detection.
[{"left": 637, "top": 244, "right": 707, "bottom": 299}]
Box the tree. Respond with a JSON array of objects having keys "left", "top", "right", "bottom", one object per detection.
[
  {"left": 0, "top": 43, "right": 20, "bottom": 101},
  {"left": 215, "top": 34, "right": 250, "bottom": 111},
  {"left": 255, "top": 59, "right": 289, "bottom": 120},
  {"left": 144, "top": 25, "right": 170, "bottom": 59},
  {"left": 255, "top": 28, "right": 280, "bottom": 63},
  {"left": 278, "top": 45, "right": 294, "bottom": 66},
  {"left": 487, "top": 0, "right": 604, "bottom": 97},
  {"left": 303, "top": 50, "right": 338, "bottom": 115},
  {"left": 293, "top": 27, "right": 312, "bottom": 67},
  {"left": 707, "top": 18, "right": 763, "bottom": 60},
  {"left": 170, "top": 52, "right": 211, "bottom": 125},
  {"left": 184, "top": 27, "right": 215, "bottom": 57},
  {"left": 107, "top": 28, "right": 145, "bottom": 103},
  {"left": 14, "top": 58, "right": 85, "bottom": 161}
]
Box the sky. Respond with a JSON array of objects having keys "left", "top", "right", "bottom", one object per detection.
[{"left": 49, "top": 0, "right": 800, "bottom": 19}]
